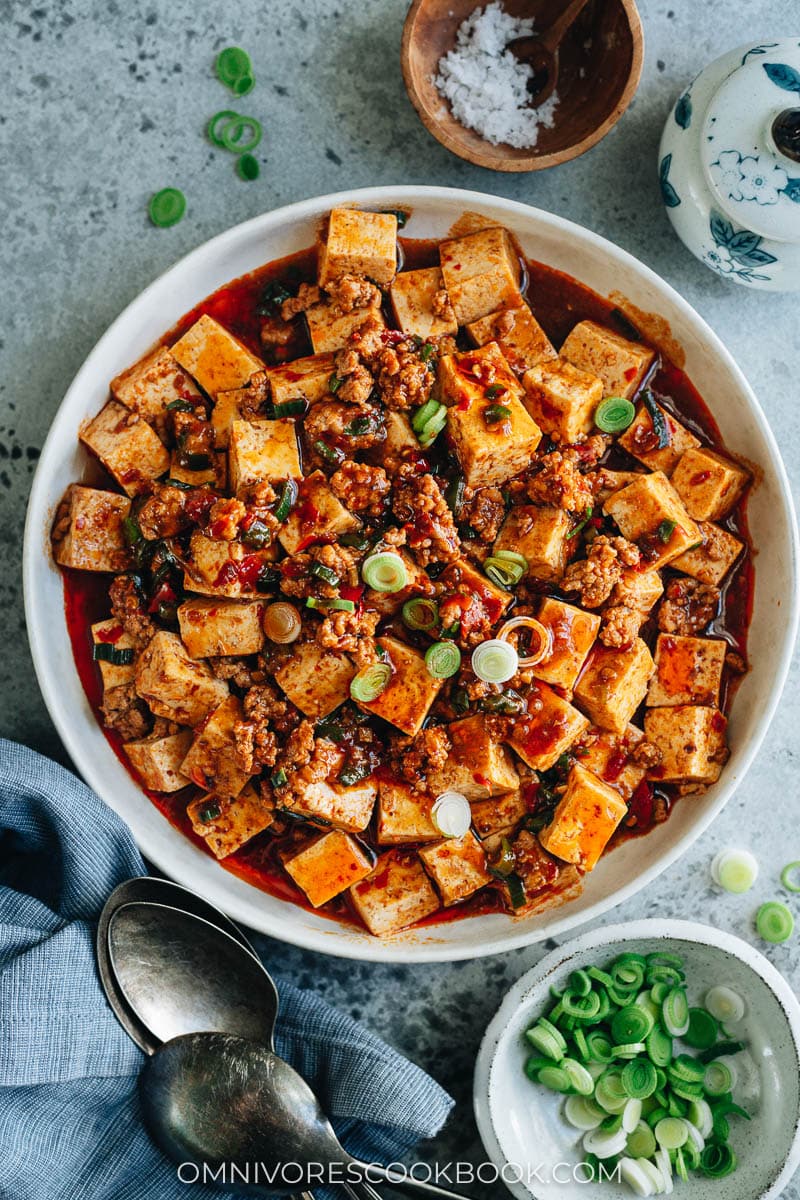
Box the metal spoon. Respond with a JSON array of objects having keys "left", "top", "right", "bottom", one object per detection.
[
  {"left": 141, "top": 1032, "right": 478, "bottom": 1200},
  {"left": 96, "top": 876, "right": 261, "bottom": 1054},
  {"left": 508, "top": 0, "right": 593, "bottom": 104}
]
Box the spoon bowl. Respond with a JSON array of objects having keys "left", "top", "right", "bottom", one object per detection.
[{"left": 401, "top": 0, "right": 644, "bottom": 171}]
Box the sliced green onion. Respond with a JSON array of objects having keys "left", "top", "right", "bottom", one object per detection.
[
  {"left": 562, "top": 1057, "right": 595, "bottom": 1096},
  {"left": 350, "top": 662, "right": 392, "bottom": 703},
  {"left": 781, "top": 861, "right": 800, "bottom": 893},
  {"left": 612, "top": 1005, "right": 654, "bottom": 1045},
  {"left": 595, "top": 396, "right": 635, "bottom": 433},
  {"left": 425, "top": 641, "right": 461, "bottom": 679},
  {"left": 567, "top": 505, "right": 594, "bottom": 540},
  {"left": 362, "top": 552, "right": 408, "bottom": 594},
  {"left": 236, "top": 153, "right": 260, "bottom": 181},
  {"left": 93, "top": 643, "right": 135, "bottom": 666},
  {"left": 657, "top": 518, "right": 676, "bottom": 543},
  {"left": 703, "top": 982, "right": 746, "bottom": 1025},
  {"left": 471, "top": 639, "right": 518, "bottom": 684},
  {"left": 617, "top": 1157, "right": 653, "bottom": 1197},
  {"left": 220, "top": 115, "right": 262, "bottom": 154},
  {"left": 431, "top": 790, "right": 471, "bottom": 838},
  {"left": 756, "top": 900, "right": 794, "bottom": 943},
  {"left": 643, "top": 391, "right": 671, "bottom": 449},
  {"left": 309, "top": 561, "right": 340, "bottom": 586},
  {"left": 537, "top": 1065, "right": 572, "bottom": 1093},
  {"left": 703, "top": 1060, "right": 734, "bottom": 1097},
  {"left": 655, "top": 1116, "right": 688, "bottom": 1150},
  {"left": 564, "top": 1095, "right": 604, "bottom": 1131},
  {"left": 305, "top": 596, "right": 355, "bottom": 612},
  {"left": 587, "top": 966, "right": 614, "bottom": 988},
  {"left": 148, "top": 187, "right": 186, "bottom": 228},
  {"left": 586, "top": 1031, "right": 614, "bottom": 1063},
  {"left": 700, "top": 1141, "right": 737, "bottom": 1178},
  {"left": 215, "top": 46, "right": 253, "bottom": 88},
  {"left": 269, "top": 399, "right": 307, "bottom": 419},
  {"left": 685, "top": 1007, "right": 719, "bottom": 1049},
  {"left": 339, "top": 531, "right": 370, "bottom": 550},
  {"left": 638, "top": 1158, "right": 666, "bottom": 1194},
  {"left": 402, "top": 597, "right": 438, "bottom": 631},
  {"left": 612, "top": 1042, "right": 647, "bottom": 1058},
  {"left": 570, "top": 969, "right": 592, "bottom": 997},
  {"left": 525, "top": 1054, "right": 554, "bottom": 1080},
  {"left": 411, "top": 398, "right": 440, "bottom": 434},
  {"left": 688, "top": 1098, "right": 714, "bottom": 1139},
  {"left": 711, "top": 847, "right": 759, "bottom": 893},
  {"left": 313, "top": 438, "right": 344, "bottom": 465},
  {"left": 198, "top": 802, "right": 221, "bottom": 823},
  {"left": 621, "top": 1097, "right": 643, "bottom": 1133},
  {"left": 270, "top": 768, "right": 287, "bottom": 788},
  {"left": 273, "top": 478, "right": 298, "bottom": 522},
  {"left": 207, "top": 109, "right": 241, "bottom": 147},
  {"left": 526, "top": 1024, "right": 564, "bottom": 1062},
  {"left": 562, "top": 990, "right": 601, "bottom": 1020},
  {"left": 662, "top": 987, "right": 690, "bottom": 1036},
  {"left": 166, "top": 397, "right": 195, "bottom": 413},
  {"left": 583, "top": 1125, "right": 628, "bottom": 1159},
  {"left": 484, "top": 552, "right": 526, "bottom": 589},
  {"left": 418, "top": 405, "right": 447, "bottom": 449},
  {"left": 595, "top": 1070, "right": 628, "bottom": 1114},
  {"left": 621, "top": 1059, "right": 658, "bottom": 1100},
  {"left": 669, "top": 1054, "right": 705, "bottom": 1084},
  {"left": 484, "top": 403, "right": 512, "bottom": 425},
  {"left": 233, "top": 73, "right": 255, "bottom": 97},
  {"left": 625, "top": 1121, "right": 656, "bottom": 1159},
  {"left": 485, "top": 383, "right": 508, "bottom": 400}
]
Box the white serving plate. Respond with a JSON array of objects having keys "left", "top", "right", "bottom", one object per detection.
[
  {"left": 474, "top": 919, "right": 800, "bottom": 1200},
  {"left": 23, "top": 186, "right": 799, "bottom": 962}
]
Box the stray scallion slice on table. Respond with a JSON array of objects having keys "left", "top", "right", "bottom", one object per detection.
[
  {"left": 755, "top": 900, "right": 794, "bottom": 943},
  {"left": 148, "top": 187, "right": 186, "bottom": 228},
  {"left": 711, "top": 847, "right": 759, "bottom": 893},
  {"left": 219, "top": 115, "right": 262, "bottom": 154},
  {"left": 216, "top": 46, "right": 254, "bottom": 90},
  {"left": 595, "top": 395, "right": 636, "bottom": 433},
  {"left": 237, "top": 153, "right": 260, "bottom": 181},
  {"left": 207, "top": 109, "right": 241, "bottom": 147},
  {"left": 781, "top": 861, "right": 800, "bottom": 893}
]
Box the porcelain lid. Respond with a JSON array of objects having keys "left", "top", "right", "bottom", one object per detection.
[{"left": 703, "top": 41, "right": 800, "bottom": 244}]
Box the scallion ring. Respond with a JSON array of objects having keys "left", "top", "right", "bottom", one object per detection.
[
  {"left": 402, "top": 597, "right": 438, "bottom": 632},
  {"left": 497, "top": 615, "right": 551, "bottom": 667},
  {"left": 350, "top": 662, "right": 392, "bottom": 703},
  {"left": 220, "top": 115, "right": 262, "bottom": 154},
  {"left": 471, "top": 639, "right": 518, "bottom": 684},
  {"left": 595, "top": 396, "right": 636, "bottom": 433},
  {"left": 362, "top": 551, "right": 408, "bottom": 594},
  {"left": 233, "top": 73, "right": 255, "bottom": 97},
  {"left": 207, "top": 109, "right": 241, "bottom": 147},
  {"left": 236, "top": 153, "right": 260, "bottom": 181},
  {"left": 425, "top": 641, "right": 461, "bottom": 679},
  {"left": 262, "top": 602, "right": 301, "bottom": 644},
  {"left": 148, "top": 188, "right": 186, "bottom": 228},
  {"left": 756, "top": 900, "right": 794, "bottom": 943},
  {"left": 711, "top": 848, "right": 759, "bottom": 893},
  {"left": 781, "top": 861, "right": 800, "bottom": 893},
  {"left": 305, "top": 596, "right": 355, "bottom": 613},
  {"left": 662, "top": 987, "right": 690, "bottom": 1036},
  {"left": 215, "top": 46, "right": 253, "bottom": 88},
  {"left": 484, "top": 555, "right": 525, "bottom": 589},
  {"left": 431, "top": 790, "right": 471, "bottom": 838}
]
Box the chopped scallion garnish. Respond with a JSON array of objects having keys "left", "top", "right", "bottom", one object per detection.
[
  {"left": 148, "top": 187, "right": 186, "bottom": 228},
  {"left": 595, "top": 395, "right": 636, "bottom": 433},
  {"left": 350, "top": 662, "right": 392, "bottom": 703},
  {"left": 424, "top": 641, "right": 461, "bottom": 679}
]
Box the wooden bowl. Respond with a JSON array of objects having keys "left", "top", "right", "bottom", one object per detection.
[{"left": 401, "top": 0, "right": 644, "bottom": 172}]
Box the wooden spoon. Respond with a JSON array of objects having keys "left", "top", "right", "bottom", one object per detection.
[{"left": 508, "top": 0, "right": 594, "bottom": 104}]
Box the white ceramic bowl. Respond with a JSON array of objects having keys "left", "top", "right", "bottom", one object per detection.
[
  {"left": 23, "top": 186, "right": 799, "bottom": 962},
  {"left": 474, "top": 919, "right": 800, "bottom": 1200}
]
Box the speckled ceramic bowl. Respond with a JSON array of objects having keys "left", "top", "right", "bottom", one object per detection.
[
  {"left": 23, "top": 186, "right": 799, "bottom": 962},
  {"left": 475, "top": 919, "right": 800, "bottom": 1200}
]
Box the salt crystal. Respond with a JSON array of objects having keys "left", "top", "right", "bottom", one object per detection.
[{"left": 433, "top": 2, "right": 560, "bottom": 150}]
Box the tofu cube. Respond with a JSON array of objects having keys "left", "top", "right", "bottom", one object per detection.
[
  {"left": 671, "top": 447, "right": 750, "bottom": 521},
  {"left": 283, "top": 830, "right": 374, "bottom": 907},
  {"left": 381, "top": 410, "right": 419, "bottom": 460},
  {"left": 134, "top": 631, "right": 229, "bottom": 726},
  {"left": 503, "top": 838, "right": 583, "bottom": 915},
  {"left": 350, "top": 852, "right": 441, "bottom": 936},
  {"left": 305, "top": 303, "right": 386, "bottom": 354},
  {"left": 644, "top": 705, "right": 728, "bottom": 784},
  {"left": 187, "top": 783, "right": 275, "bottom": 859},
  {"left": 356, "top": 636, "right": 443, "bottom": 736},
  {"left": 171, "top": 314, "right": 264, "bottom": 396},
  {"left": 438, "top": 558, "right": 511, "bottom": 641},
  {"left": 508, "top": 682, "right": 590, "bottom": 771},
  {"left": 419, "top": 831, "right": 491, "bottom": 906},
  {"left": 390, "top": 267, "right": 458, "bottom": 339},
  {"left": 439, "top": 227, "right": 522, "bottom": 325},
  {"left": 228, "top": 418, "right": 301, "bottom": 493},
  {"left": 467, "top": 303, "right": 556, "bottom": 373},
  {"left": 441, "top": 344, "right": 541, "bottom": 487},
  {"left": 183, "top": 531, "right": 277, "bottom": 599},
  {"left": 211, "top": 373, "right": 267, "bottom": 449},
  {"left": 180, "top": 695, "right": 253, "bottom": 798},
  {"left": 91, "top": 619, "right": 137, "bottom": 689},
  {"left": 670, "top": 521, "right": 744, "bottom": 586},
  {"left": 647, "top": 634, "right": 726, "bottom": 708},
  {"left": 603, "top": 471, "right": 701, "bottom": 570},
  {"left": 51, "top": 485, "right": 132, "bottom": 573},
  {"left": 283, "top": 760, "right": 377, "bottom": 833},
  {"left": 168, "top": 449, "right": 224, "bottom": 490},
  {"left": 265, "top": 353, "right": 336, "bottom": 407},
  {"left": 560, "top": 320, "right": 656, "bottom": 399},
  {"left": 610, "top": 568, "right": 664, "bottom": 616},
  {"left": 111, "top": 345, "right": 202, "bottom": 425},
  {"left": 533, "top": 597, "right": 600, "bottom": 691},
  {"left": 273, "top": 641, "right": 355, "bottom": 719},
  {"left": 376, "top": 779, "right": 440, "bottom": 845},
  {"left": 278, "top": 470, "right": 360, "bottom": 555},
  {"left": 522, "top": 358, "right": 603, "bottom": 443},
  {"left": 363, "top": 549, "right": 432, "bottom": 618},
  {"left": 124, "top": 730, "right": 193, "bottom": 793},
  {"left": 493, "top": 505, "right": 573, "bottom": 583},
  {"left": 539, "top": 762, "right": 628, "bottom": 871},
  {"left": 471, "top": 789, "right": 528, "bottom": 847},
  {"left": 80, "top": 400, "right": 169, "bottom": 496},
  {"left": 573, "top": 724, "right": 647, "bottom": 801},
  {"left": 573, "top": 638, "right": 655, "bottom": 734},
  {"left": 318, "top": 207, "right": 398, "bottom": 287},
  {"left": 427, "top": 714, "right": 520, "bottom": 801},
  {"left": 178, "top": 598, "right": 264, "bottom": 658},
  {"left": 618, "top": 400, "right": 700, "bottom": 475},
  {"left": 592, "top": 469, "right": 648, "bottom": 505}
]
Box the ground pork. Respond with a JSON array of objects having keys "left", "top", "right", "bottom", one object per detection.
[
  {"left": 562, "top": 536, "right": 641, "bottom": 608},
  {"left": 101, "top": 683, "right": 151, "bottom": 742},
  {"left": 315, "top": 607, "right": 380, "bottom": 654},
  {"left": 277, "top": 726, "right": 341, "bottom": 807},
  {"left": 326, "top": 274, "right": 382, "bottom": 315},
  {"left": 334, "top": 351, "right": 375, "bottom": 406},
  {"left": 392, "top": 465, "right": 460, "bottom": 567},
  {"left": 209, "top": 656, "right": 261, "bottom": 689},
  {"left": 375, "top": 344, "right": 434, "bottom": 411},
  {"left": 109, "top": 576, "right": 157, "bottom": 647},
  {"left": 137, "top": 485, "right": 190, "bottom": 540},
  {"left": 630, "top": 740, "right": 663, "bottom": 769},
  {"left": 280, "top": 283, "right": 321, "bottom": 320},
  {"left": 657, "top": 578, "right": 720, "bottom": 635},
  {"left": 238, "top": 370, "right": 269, "bottom": 419},
  {"left": 388, "top": 725, "right": 451, "bottom": 790},
  {"left": 432, "top": 288, "right": 456, "bottom": 323},
  {"left": 526, "top": 451, "right": 594, "bottom": 512},
  {"left": 507, "top": 829, "right": 560, "bottom": 892},
  {"left": 304, "top": 400, "right": 385, "bottom": 454},
  {"left": 330, "top": 461, "right": 390, "bottom": 517},
  {"left": 259, "top": 317, "right": 295, "bottom": 349},
  {"left": 600, "top": 604, "right": 642, "bottom": 649},
  {"left": 461, "top": 486, "right": 505, "bottom": 542},
  {"left": 207, "top": 497, "right": 247, "bottom": 541},
  {"left": 280, "top": 543, "right": 359, "bottom": 600}
]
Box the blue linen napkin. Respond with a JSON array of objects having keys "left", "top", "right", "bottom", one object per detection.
[{"left": 0, "top": 739, "right": 454, "bottom": 1200}]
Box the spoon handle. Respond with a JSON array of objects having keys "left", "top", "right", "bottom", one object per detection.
[
  {"left": 345, "top": 1183, "right": 383, "bottom": 1200},
  {"left": 353, "top": 1163, "right": 479, "bottom": 1200}
]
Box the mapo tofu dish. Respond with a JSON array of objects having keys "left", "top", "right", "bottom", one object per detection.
[{"left": 52, "top": 207, "right": 752, "bottom": 938}]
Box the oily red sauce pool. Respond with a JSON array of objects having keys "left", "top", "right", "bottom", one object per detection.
[{"left": 62, "top": 235, "right": 755, "bottom": 930}]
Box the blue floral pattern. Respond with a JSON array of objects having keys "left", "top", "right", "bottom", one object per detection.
[
  {"left": 762, "top": 61, "right": 800, "bottom": 92},
  {"left": 709, "top": 150, "right": 800, "bottom": 206},
  {"left": 741, "top": 43, "right": 779, "bottom": 66},
  {"left": 659, "top": 154, "right": 680, "bottom": 208},
  {"left": 674, "top": 92, "right": 692, "bottom": 130},
  {"left": 703, "top": 210, "right": 777, "bottom": 283}
]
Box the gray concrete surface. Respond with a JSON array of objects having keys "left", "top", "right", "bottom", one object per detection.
[{"left": 1, "top": 0, "right": 798, "bottom": 1194}]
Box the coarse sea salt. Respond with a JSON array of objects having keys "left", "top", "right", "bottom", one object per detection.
[{"left": 434, "top": 2, "right": 559, "bottom": 150}]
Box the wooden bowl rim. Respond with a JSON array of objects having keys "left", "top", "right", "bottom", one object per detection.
[{"left": 400, "top": 0, "right": 644, "bottom": 172}]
